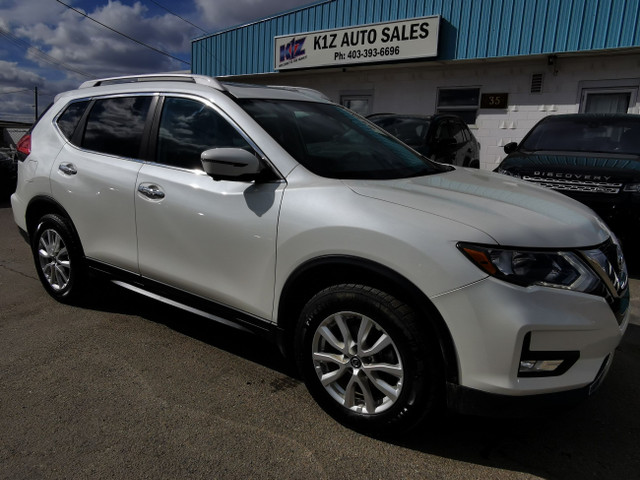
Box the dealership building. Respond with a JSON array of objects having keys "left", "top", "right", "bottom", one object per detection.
[{"left": 191, "top": 0, "right": 640, "bottom": 169}]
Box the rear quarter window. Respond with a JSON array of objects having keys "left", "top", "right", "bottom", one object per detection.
[{"left": 56, "top": 101, "right": 90, "bottom": 140}]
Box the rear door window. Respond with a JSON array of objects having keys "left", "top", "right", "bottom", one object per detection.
[
  {"left": 433, "top": 119, "right": 452, "bottom": 142},
  {"left": 82, "top": 96, "right": 152, "bottom": 158},
  {"left": 450, "top": 120, "right": 467, "bottom": 145}
]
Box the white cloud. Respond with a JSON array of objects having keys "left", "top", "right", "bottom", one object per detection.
[
  {"left": 0, "top": 0, "right": 318, "bottom": 121},
  {"left": 0, "top": 0, "right": 65, "bottom": 28},
  {"left": 13, "top": 1, "right": 195, "bottom": 79},
  {"left": 195, "top": 0, "right": 316, "bottom": 30},
  {"left": 0, "top": 60, "right": 44, "bottom": 86},
  {"left": 0, "top": 60, "right": 44, "bottom": 122}
]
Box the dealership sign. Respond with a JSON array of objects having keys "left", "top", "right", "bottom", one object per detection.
[{"left": 274, "top": 16, "right": 440, "bottom": 70}]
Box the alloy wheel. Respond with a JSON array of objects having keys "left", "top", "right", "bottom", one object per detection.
[
  {"left": 311, "top": 311, "right": 404, "bottom": 414},
  {"left": 38, "top": 229, "right": 71, "bottom": 291}
]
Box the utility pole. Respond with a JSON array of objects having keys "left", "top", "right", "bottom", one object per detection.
[{"left": 34, "top": 86, "right": 38, "bottom": 123}]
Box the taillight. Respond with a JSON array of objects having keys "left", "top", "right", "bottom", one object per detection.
[{"left": 16, "top": 133, "right": 31, "bottom": 157}]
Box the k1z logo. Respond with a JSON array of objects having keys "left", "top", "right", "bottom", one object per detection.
[{"left": 280, "top": 37, "right": 306, "bottom": 62}]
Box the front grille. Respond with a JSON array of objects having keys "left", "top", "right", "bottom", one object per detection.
[
  {"left": 580, "top": 239, "right": 629, "bottom": 325},
  {"left": 523, "top": 176, "right": 622, "bottom": 194}
]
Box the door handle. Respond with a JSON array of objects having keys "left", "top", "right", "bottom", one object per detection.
[
  {"left": 58, "top": 163, "right": 77, "bottom": 175},
  {"left": 138, "top": 184, "right": 165, "bottom": 200}
]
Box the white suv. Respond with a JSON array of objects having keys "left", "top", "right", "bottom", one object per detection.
[{"left": 12, "top": 74, "right": 629, "bottom": 434}]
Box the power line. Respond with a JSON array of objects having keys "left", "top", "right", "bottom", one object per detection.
[
  {"left": 55, "top": 0, "right": 190, "bottom": 66},
  {"left": 139, "top": 1, "right": 229, "bottom": 75},
  {"left": 145, "top": 0, "right": 208, "bottom": 34},
  {"left": 0, "top": 27, "right": 95, "bottom": 78},
  {"left": 136, "top": 0, "right": 229, "bottom": 76},
  {"left": 0, "top": 88, "right": 32, "bottom": 96}
]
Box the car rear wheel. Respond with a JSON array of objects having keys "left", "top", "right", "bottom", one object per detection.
[
  {"left": 31, "top": 214, "right": 86, "bottom": 303},
  {"left": 295, "top": 284, "right": 442, "bottom": 435}
]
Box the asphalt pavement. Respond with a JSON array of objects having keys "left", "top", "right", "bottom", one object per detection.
[{"left": 1, "top": 198, "right": 639, "bottom": 480}]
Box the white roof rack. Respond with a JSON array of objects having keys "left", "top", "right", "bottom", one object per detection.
[
  {"left": 79, "top": 73, "right": 225, "bottom": 91},
  {"left": 267, "top": 85, "right": 331, "bottom": 102},
  {"left": 219, "top": 81, "right": 331, "bottom": 103}
]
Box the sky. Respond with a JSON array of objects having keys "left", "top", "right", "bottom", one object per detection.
[{"left": 0, "top": 0, "right": 316, "bottom": 123}]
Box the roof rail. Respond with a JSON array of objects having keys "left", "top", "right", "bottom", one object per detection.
[
  {"left": 79, "top": 73, "right": 225, "bottom": 91},
  {"left": 268, "top": 85, "right": 331, "bottom": 102}
]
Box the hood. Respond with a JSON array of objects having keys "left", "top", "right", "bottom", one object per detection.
[
  {"left": 500, "top": 152, "right": 640, "bottom": 182},
  {"left": 344, "top": 168, "right": 611, "bottom": 248}
]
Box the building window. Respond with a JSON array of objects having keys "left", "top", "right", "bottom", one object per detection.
[
  {"left": 580, "top": 89, "right": 635, "bottom": 114},
  {"left": 341, "top": 95, "right": 372, "bottom": 116},
  {"left": 437, "top": 88, "right": 480, "bottom": 124}
]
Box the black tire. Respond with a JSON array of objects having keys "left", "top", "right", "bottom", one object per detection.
[
  {"left": 31, "top": 213, "right": 87, "bottom": 303},
  {"left": 295, "top": 284, "right": 442, "bottom": 435}
]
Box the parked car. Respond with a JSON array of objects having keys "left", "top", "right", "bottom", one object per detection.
[
  {"left": 368, "top": 113, "right": 480, "bottom": 168},
  {"left": 0, "top": 148, "right": 18, "bottom": 197},
  {"left": 12, "top": 75, "right": 629, "bottom": 435},
  {"left": 495, "top": 114, "right": 640, "bottom": 239}
]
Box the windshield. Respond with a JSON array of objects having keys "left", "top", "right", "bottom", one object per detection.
[
  {"left": 238, "top": 99, "right": 449, "bottom": 179},
  {"left": 369, "top": 116, "right": 430, "bottom": 147},
  {"left": 520, "top": 116, "right": 640, "bottom": 155}
]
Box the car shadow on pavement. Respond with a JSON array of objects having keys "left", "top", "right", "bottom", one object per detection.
[
  {"left": 75, "top": 279, "right": 293, "bottom": 378},
  {"left": 75, "top": 277, "right": 640, "bottom": 480},
  {"left": 390, "top": 324, "right": 639, "bottom": 478},
  {"left": 373, "top": 320, "right": 639, "bottom": 480}
]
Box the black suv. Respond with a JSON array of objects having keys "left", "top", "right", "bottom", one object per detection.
[
  {"left": 495, "top": 114, "right": 640, "bottom": 237},
  {"left": 0, "top": 149, "right": 18, "bottom": 198},
  {"left": 368, "top": 113, "right": 480, "bottom": 168}
]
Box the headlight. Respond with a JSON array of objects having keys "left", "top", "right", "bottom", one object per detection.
[
  {"left": 495, "top": 167, "right": 521, "bottom": 178},
  {"left": 458, "top": 243, "right": 600, "bottom": 293}
]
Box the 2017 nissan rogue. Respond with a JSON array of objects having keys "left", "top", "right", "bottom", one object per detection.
[{"left": 11, "top": 74, "right": 629, "bottom": 435}]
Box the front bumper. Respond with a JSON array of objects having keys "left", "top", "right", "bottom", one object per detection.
[
  {"left": 432, "top": 276, "right": 628, "bottom": 398},
  {"left": 446, "top": 352, "right": 614, "bottom": 416}
]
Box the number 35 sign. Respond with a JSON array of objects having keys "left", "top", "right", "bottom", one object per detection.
[{"left": 480, "top": 93, "right": 509, "bottom": 109}]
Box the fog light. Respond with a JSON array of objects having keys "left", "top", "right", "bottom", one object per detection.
[
  {"left": 518, "top": 333, "right": 579, "bottom": 377},
  {"left": 519, "top": 359, "right": 564, "bottom": 373}
]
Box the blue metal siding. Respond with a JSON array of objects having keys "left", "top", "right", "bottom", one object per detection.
[{"left": 192, "top": 0, "right": 640, "bottom": 76}]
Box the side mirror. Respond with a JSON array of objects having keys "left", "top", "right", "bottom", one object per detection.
[
  {"left": 201, "top": 148, "right": 262, "bottom": 181},
  {"left": 503, "top": 142, "right": 518, "bottom": 155}
]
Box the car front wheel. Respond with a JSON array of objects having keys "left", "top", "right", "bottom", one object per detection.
[{"left": 295, "top": 284, "right": 442, "bottom": 435}]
